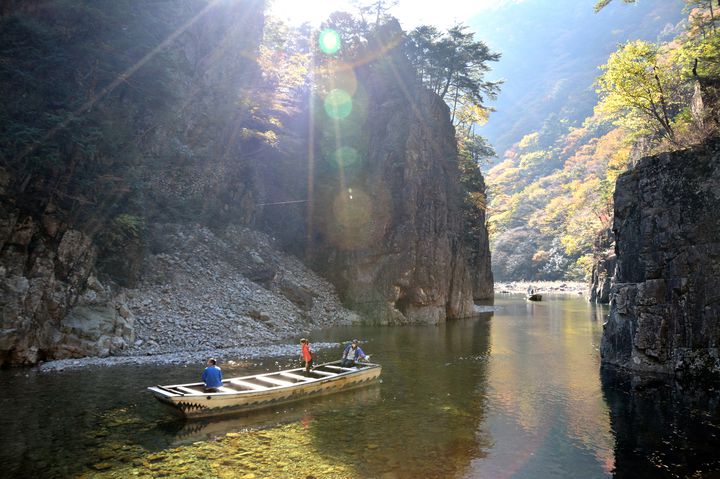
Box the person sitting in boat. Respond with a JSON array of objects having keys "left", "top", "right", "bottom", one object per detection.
[
  {"left": 202, "top": 358, "right": 223, "bottom": 392},
  {"left": 300, "top": 338, "right": 314, "bottom": 373},
  {"left": 340, "top": 339, "right": 366, "bottom": 368}
]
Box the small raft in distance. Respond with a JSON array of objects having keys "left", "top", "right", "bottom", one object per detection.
[
  {"left": 148, "top": 360, "right": 382, "bottom": 419},
  {"left": 527, "top": 293, "right": 542, "bottom": 301}
]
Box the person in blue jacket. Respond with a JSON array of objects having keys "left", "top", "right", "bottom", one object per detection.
[
  {"left": 340, "top": 339, "right": 366, "bottom": 367},
  {"left": 202, "top": 358, "right": 223, "bottom": 392}
]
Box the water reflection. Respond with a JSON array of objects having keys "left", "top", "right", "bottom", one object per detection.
[
  {"left": 468, "top": 296, "right": 614, "bottom": 478},
  {"left": 601, "top": 367, "right": 720, "bottom": 478},
  {"left": 159, "top": 384, "right": 382, "bottom": 446},
  {"left": 3, "top": 296, "right": 720, "bottom": 478},
  {"left": 309, "top": 315, "right": 494, "bottom": 478}
]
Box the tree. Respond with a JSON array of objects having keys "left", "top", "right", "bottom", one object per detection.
[
  {"left": 407, "top": 24, "right": 500, "bottom": 122},
  {"left": 352, "top": 0, "right": 398, "bottom": 26},
  {"left": 595, "top": 40, "right": 684, "bottom": 144},
  {"left": 686, "top": 0, "right": 717, "bottom": 33},
  {"left": 593, "top": 0, "right": 636, "bottom": 13}
]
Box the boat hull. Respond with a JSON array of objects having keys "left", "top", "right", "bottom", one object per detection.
[{"left": 148, "top": 362, "right": 382, "bottom": 418}]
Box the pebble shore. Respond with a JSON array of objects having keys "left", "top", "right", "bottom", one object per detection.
[{"left": 39, "top": 225, "right": 361, "bottom": 372}]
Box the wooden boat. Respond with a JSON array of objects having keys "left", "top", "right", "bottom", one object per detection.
[
  {"left": 527, "top": 293, "right": 542, "bottom": 301},
  {"left": 164, "top": 384, "right": 381, "bottom": 445},
  {"left": 148, "top": 360, "right": 382, "bottom": 418}
]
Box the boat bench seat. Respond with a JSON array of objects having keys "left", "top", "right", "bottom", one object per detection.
[
  {"left": 256, "top": 376, "right": 294, "bottom": 387},
  {"left": 325, "top": 365, "right": 355, "bottom": 372},
  {"left": 312, "top": 370, "right": 337, "bottom": 377},
  {"left": 230, "top": 379, "right": 267, "bottom": 391},
  {"left": 280, "top": 372, "right": 313, "bottom": 382},
  {"left": 174, "top": 385, "right": 204, "bottom": 395},
  {"left": 217, "top": 386, "right": 237, "bottom": 393}
]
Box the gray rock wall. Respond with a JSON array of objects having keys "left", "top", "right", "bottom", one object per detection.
[
  {"left": 308, "top": 22, "right": 492, "bottom": 324},
  {"left": 589, "top": 252, "right": 615, "bottom": 304},
  {"left": 0, "top": 0, "right": 265, "bottom": 365},
  {"left": 600, "top": 141, "right": 720, "bottom": 379},
  {"left": 0, "top": 200, "right": 134, "bottom": 365}
]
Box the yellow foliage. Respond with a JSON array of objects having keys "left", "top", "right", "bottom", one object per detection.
[{"left": 518, "top": 132, "right": 540, "bottom": 150}]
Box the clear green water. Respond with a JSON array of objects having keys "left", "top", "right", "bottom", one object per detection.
[{"left": 1, "top": 295, "right": 720, "bottom": 478}]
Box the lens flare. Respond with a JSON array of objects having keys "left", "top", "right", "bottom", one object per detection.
[
  {"left": 324, "top": 89, "right": 353, "bottom": 119},
  {"left": 333, "top": 146, "right": 360, "bottom": 168},
  {"left": 319, "top": 184, "right": 391, "bottom": 251},
  {"left": 318, "top": 64, "right": 358, "bottom": 96},
  {"left": 318, "top": 29, "right": 341, "bottom": 55}
]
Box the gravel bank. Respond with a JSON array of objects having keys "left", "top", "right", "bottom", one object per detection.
[
  {"left": 39, "top": 224, "right": 362, "bottom": 371},
  {"left": 494, "top": 280, "right": 587, "bottom": 295},
  {"left": 37, "top": 341, "right": 343, "bottom": 372}
]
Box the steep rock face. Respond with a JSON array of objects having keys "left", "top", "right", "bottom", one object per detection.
[
  {"left": 308, "top": 24, "right": 492, "bottom": 324},
  {"left": 589, "top": 252, "right": 615, "bottom": 304},
  {"left": 0, "top": 0, "right": 265, "bottom": 365},
  {"left": 0, "top": 196, "right": 134, "bottom": 365},
  {"left": 600, "top": 142, "right": 720, "bottom": 379},
  {"left": 468, "top": 174, "right": 494, "bottom": 301}
]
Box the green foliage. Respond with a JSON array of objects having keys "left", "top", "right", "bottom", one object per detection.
[
  {"left": 595, "top": 40, "right": 686, "bottom": 144},
  {"left": 490, "top": 0, "right": 720, "bottom": 281},
  {"left": 518, "top": 132, "right": 539, "bottom": 150},
  {"left": 488, "top": 119, "right": 632, "bottom": 281},
  {"left": 594, "top": 0, "right": 636, "bottom": 13},
  {"left": 406, "top": 24, "right": 501, "bottom": 122}
]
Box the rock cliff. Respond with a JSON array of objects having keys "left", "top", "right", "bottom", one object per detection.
[
  {"left": 0, "top": 191, "right": 135, "bottom": 364},
  {"left": 600, "top": 141, "right": 720, "bottom": 379},
  {"left": 0, "top": 6, "right": 494, "bottom": 364},
  {"left": 306, "top": 22, "right": 493, "bottom": 324},
  {"left": 0, "top": 0, "right": 270, "bottom": 365}
]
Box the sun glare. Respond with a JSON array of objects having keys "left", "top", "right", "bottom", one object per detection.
[{"left": 269, "top": 0, "right": 354, "bottom": 25}]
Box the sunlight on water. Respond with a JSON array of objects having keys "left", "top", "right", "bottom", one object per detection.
[
  {"left": 469, "top": 297, "right": 614, "bottom": 478},
  {"left": 3, "top": 296, "right": 720, "bottom": 478}
]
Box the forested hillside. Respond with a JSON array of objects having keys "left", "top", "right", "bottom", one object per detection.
[
  {"left": 475, "top": 0, "right": 684, "bottom": 159},
  {"left": 487, "top": 0, "right": 720, "bottom": 282}
]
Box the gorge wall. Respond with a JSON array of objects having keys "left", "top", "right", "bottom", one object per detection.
[
  {"left": 0, "top": 4, "right": 494, "bottom": 364},
  {"left": 600, "top": 141, "right": 720, "bottom": 379},
  {"left": 0, "top": 0, "right": 267, "bottom": 365},
  {"left": 303, "top": 22, "right": 493, "bottom": 324}
]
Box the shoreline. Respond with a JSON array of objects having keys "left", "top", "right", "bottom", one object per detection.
[
  {"left": 37, "top": 341, "right": 343, "bottom": 372},
  {"left": 36, "top": 284, "right": 585, "bottom": 372},
  {"left": 494, "top": 280, "right": 587, "bottom": 295}
]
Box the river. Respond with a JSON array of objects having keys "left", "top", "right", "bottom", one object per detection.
[{"left": 1, "top": 294, "right": 720, "bottom": 478}]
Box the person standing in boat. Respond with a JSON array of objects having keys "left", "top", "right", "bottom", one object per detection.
[
  {"left": 340, "top": 339, "right": 366, "bottom": 368},
  {"left": 202, "top": 358, "right": 223, "bottom": 392},
  {"left": 300, "top": 338, "right": 314, "bottom": 373}
]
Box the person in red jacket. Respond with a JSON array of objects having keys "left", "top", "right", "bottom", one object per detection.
[{"left": 300, "top": 338, "right": 314, "bottom": 373}]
